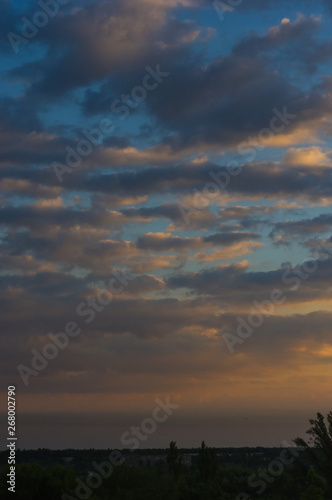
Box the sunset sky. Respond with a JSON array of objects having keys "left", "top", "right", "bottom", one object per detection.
[{"left": 1, "top": 0, "right": 332, "bottom": 449}]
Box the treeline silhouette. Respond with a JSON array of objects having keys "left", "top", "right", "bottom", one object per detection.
[{"left": 0, "top": 411, "right": 331, "bottom": 500}]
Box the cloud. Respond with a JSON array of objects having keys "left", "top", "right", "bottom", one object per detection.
[
  {"left": 11, "top": 0, "right": 204, "bottom": 98},
  {"left": 270, "top": 214, "right": 332, "bottom": 240},
  {"left": 136, "top": 230, "right": 260, "bottom": 251},
  {"left": 284, "top": 146, "right": 332, "bottom": 166},
  {"left": 167, "top": 255, "right": 332, "bottom": 306},
  {"left": 192, "top": 241, "right": 263, "bottom": 261},
  {"left": 233, "top": 15, "right": 321, "bottom": 58}
]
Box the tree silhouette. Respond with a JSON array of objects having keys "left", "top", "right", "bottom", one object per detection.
[
  {"left": 198, "top": 441, "right": 218, "bottom": 483},
  {"left": 294, "top": 411, "right": 332, "bottom": 489},
  {"left": 166, "top": 441, "right": 182, "bottom": 480}
]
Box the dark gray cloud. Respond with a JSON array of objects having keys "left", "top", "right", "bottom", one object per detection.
[
  {"left": 136, "top": 231, "right": 259, "bottom": 251},
  {"left": 270, "top": 214, "right": 332, "bottom": 240},
  {"left": 0, "top": 205, "right": 124, "bottom": 231},
  {"left": 65, "top": 163, "right": 332, "bottom": 201},
  {"left": 147, "top": 63, "right": 331, "bottom": 149},
  {"left": 167, "top": 256, "right": 332, "bottom": 299},
  {"left": 233, "top": 15, "right": 320, "bottom": 57},
  {"left": 78, "top": 16, "right": 332, "bottom": 151},
  {"left": 3, "top": 161, "right": 332, "bottom": 205},
  {"left": 122, "top": 203, "right": 186, "bottom": 222},
  {"left": 9, "top": 0, "right": 202, "bottom": 99}
]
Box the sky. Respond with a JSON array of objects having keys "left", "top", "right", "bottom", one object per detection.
[{"left": 1, "top": 0, "right": 332, "bottom": 449}]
